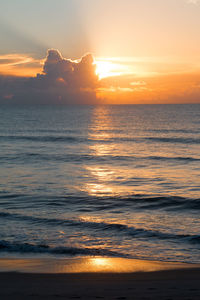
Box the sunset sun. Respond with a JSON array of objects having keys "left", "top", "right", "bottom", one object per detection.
[{"left": 95, "top": 59, "right": 130, "bottom": 79}]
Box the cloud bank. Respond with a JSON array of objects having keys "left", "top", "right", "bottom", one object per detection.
[
  {"left": 0, "top": 49, "right": 99, "bottom": 105},
  {"left": 0, "top": 49, "right": 200, "bottom": 105}
]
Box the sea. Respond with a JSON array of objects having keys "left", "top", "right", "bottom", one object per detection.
[{"left": 0, "top": 104, "right": 199, "bottom": 263}]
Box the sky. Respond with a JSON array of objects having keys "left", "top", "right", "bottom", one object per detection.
[{"left": 0, "top": 0, "right": 200, "bottom": 104}]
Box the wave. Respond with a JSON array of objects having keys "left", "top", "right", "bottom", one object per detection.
[
  {"left": 122, "top": 195, "right": 200, "bottom": 210},
  {"left": 150, "top": 129, "right": 200, "bottom": 134},
  {"left": 0, "top": 135, "right": 83, "bottom": 143},
  {"left": 0, "top": 240, "right": 124, "bottom": 257},
  {"left": 144, "top": 137, "right": 200, "bottom": 144},
  {"left": 0, "top": 152, "right": 199, "bottom": 165},
  {"left": 0, "top": 193, "right": 200, "bottom": 211},
  {"left": 1, "top": 135, "right": 200, "bottom": 145},
  {"left": 0, "top": 211, "right": 199, "bottom": 245},
  {"left": 146, "top": 156, "right": 200, "bottom": 162}
]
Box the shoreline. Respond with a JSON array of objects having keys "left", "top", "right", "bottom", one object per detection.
[
  {"left": 0, "top": 256, "right": 200, "bottom": 273},
  {"left": 0, "top": 257, "right": 200, "bottom": 299}
]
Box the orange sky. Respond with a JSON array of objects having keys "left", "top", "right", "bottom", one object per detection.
[
  {"left": 0, "top": 0, "right": 200, "bottom": 104},
  {"left": 0, "top": 52, "right": 200, "bottom": 104}
]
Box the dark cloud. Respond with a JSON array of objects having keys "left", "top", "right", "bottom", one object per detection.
[
  {"left": 38, "top": 49, "right": 98, "bottom": 89},
  {"left": 0, "top": 49, "right": 99, "bottom": 105}
]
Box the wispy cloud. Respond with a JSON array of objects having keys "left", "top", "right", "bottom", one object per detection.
[{"left": 0, "top": 53, "right": 41, "bottom": 76}]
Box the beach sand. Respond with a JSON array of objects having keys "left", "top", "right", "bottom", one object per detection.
[{"left": 0, "top": 257, "right": 200, "bottom": 299}]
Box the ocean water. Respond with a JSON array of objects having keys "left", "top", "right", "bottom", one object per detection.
[{"left": 0, "top": 104, "right": 199, "bottom": 263}]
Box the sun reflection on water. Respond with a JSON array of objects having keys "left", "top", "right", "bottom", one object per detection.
[
  {"left": 0, "top": 257, "right": 188, "bottom": 273},
  {"left": 91, "top": 257, "right": 110, "bottom": 267},
  {"left": 86, "top": 166, "right": 114, "bottom": 180},
  {"left": 81, "top": 106, "right": 118, "bottom": 197},
  {"left": 84, "top": 183, "right": 114, "bottom": 197}
]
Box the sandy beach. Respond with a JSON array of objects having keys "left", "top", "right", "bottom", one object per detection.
[{"left": 0, "top": 257, "right": 200, "bottom": 299}]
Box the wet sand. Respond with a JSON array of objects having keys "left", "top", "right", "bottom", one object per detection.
[{"left": 0, "top": 257, "right": 200, "bottom": 299}]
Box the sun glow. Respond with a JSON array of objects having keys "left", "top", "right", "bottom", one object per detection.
[{"left": 95, "top": 58, "right": 130, "bottom": 79}]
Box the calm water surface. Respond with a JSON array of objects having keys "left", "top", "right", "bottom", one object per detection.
[{"left": 0, "top": 104, "right": 199, "bottom": 263}]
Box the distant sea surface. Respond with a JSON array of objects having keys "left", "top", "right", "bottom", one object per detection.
[{"left": 0, "top": 104, "right": 200, "bottom": 263}]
